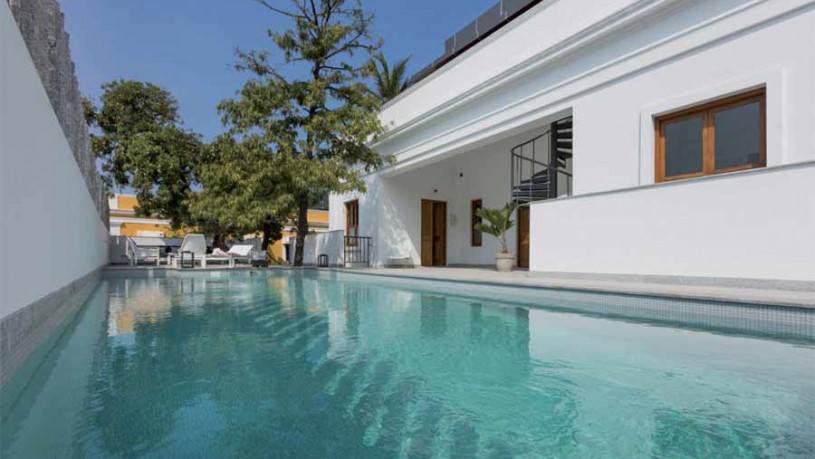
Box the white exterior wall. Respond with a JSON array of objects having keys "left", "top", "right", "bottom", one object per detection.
[
  {"left": 329, "top": 0, "right": 815, "bottom": 279},
  {"left": 0, "top": 2, "right": 109, "bottom": 319},
  {"left": 330, "top": 130, "right": 553, "bottom": 267},
  {"left": 376, "top": 0, "right": 815, "bottom": 172},
  {"left": 530, "top": 163, "right": 815, "bottom": 280},
  {"left": 570, "top": 2, "right": 815, "bottom": 194},
  {"left": 303, "top": 230, "right": 345, "bottom": 266}
]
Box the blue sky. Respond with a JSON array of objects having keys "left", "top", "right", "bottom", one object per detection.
[{"left": 61, "top": 0, "right": 497, "bottom": 141}]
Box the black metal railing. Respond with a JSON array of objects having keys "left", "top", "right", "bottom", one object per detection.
[
  {"left": 510, "top": 116, "right": 573, "bottom": 204},
  {"left": 344, "top": 236, "right": 372, "bottom": 267}
]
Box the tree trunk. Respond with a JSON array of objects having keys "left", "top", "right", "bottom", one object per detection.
[
  {"left": 293, "top": 192, "right": 310, "bottom": 267},
  {"left": 212, "top": 233, "right": 228, "bottom": 251},
  {"left": 260, "top": 225, "right": 273, "bottom": 252}
]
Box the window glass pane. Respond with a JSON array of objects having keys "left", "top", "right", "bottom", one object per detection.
[
  {"left": 664, "top": 116, "right": 704, "bottom": 177},
  {"left": 714, "top": 101, "right": 761, "bottom": 170}
]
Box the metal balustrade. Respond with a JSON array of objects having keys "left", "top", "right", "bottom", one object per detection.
[{"left": 344, "top": 236, "right": 372, "bottom": 268}]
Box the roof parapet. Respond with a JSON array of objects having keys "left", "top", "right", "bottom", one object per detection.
[{"left": 408, "top": 0, "right": 543, "bottom": 87}]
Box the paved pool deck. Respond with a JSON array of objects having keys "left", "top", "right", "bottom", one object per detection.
[
  {"left": 325, "top": 267, "right": 815, "bottom": 309},
  {"left": 103, "top": 265, "right": 815, "bottom": 309}
]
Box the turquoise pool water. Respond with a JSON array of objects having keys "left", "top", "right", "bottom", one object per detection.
[{"left": 2, "top": 271, "right": 813, "bottom": 458}]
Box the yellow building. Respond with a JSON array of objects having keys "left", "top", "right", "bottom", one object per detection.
[
  {"left": 110, "top": 193, "right": 328, "bottom": 263},
  {"left": 108, "top": 194, "right": 182, "bottom": 237}
]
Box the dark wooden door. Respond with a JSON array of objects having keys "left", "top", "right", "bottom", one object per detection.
[
  {"left": 517, "top": 206, "right": 530, "bottom": 269},
  {"left": 421, "top": 200, "right": 433, "bottom": 266},
  {"left": 433, "top": 201, "right": 447, "bottom": 266},
  {"left": 421, "top": 200, "right": 447, "bottom": 267}
]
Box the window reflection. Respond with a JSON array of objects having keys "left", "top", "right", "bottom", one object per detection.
[
  {"left": 664, "top": 116, "right": 704, "bottom": 177},
  {"left": 714, "top": 101, "right": 761, "bottom": 170}
]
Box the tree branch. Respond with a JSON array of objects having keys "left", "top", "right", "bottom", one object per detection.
[{"left": 254, "top": 0, "right": 303, "bottom": 19}]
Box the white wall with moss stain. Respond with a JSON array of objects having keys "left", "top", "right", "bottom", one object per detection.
[{"left": 1, "top": 1, "right": 108, "bottom": 319}]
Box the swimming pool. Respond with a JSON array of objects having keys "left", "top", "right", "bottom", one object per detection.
[{"left": 2, "top": 271, "right": 813, "bottom": 458}]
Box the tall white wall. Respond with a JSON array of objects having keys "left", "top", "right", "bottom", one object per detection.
[{"left": 0, "top": 1, "right": 108, "bottom": 319}]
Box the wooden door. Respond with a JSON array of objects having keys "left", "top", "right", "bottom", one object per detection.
[
  {"left": 421, "top": 200, "right": 433, "bottom": 266},
  {"left": 433, "top": 201, "right": 447, "bottom": 266},
  {"left": 421, "top": 200, "right": 447, "bottom": 267},
  {"left": 345, "top": 200, "right": 359, "bottom": 237},
  {"left": 517, "top": 206, "right": 530, "bottom": 269}
]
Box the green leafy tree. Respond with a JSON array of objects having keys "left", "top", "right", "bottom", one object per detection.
[
  {"left": 191, "top": 135, "right": 293, "bottom": 252},
  {"left": 371, "top": 52, "right": 410, "bottom": 101},
  {"left": 85, "top": 80, "right": 202, "bottom": 228},
  {"left": 474, "top": 202, "right": 518, "bottom": 254},
  {"left": 219, "top": 0, "right": 390, "bottom": 266}
]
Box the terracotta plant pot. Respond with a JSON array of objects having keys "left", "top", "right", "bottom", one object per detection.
[{"left": 495, "top": 253, "right": 515, "bottom": 272}]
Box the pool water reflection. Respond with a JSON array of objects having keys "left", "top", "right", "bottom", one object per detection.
[{"left": 2, "top": 271, "right": 813, "bottom": 458}]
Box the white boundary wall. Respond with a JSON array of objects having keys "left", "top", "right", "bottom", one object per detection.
[
  {"left": 1, "top": 2, "right": 108, "bottom": 320},
  {"left": 303, "top": 231, "right": 345, "bottom": 266}
]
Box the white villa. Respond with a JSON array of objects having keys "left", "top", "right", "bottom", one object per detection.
[{"left": 309, "top": 0, "right": 815, "bottom": 281}]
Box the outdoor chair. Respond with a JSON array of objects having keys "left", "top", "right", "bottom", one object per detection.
[
  {"left": 125, "top": 237, "right": 162, "bottom": 266},
  {"left": 228, "top": 244, "right": 257, "bottom": 266}
]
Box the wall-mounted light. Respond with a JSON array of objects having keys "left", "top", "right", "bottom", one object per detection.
[{"left": 433, "top": 189, "right": 438, "bottom": 194}]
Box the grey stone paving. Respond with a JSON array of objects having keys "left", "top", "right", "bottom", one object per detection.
[{"left": 346, "top": 267, "right": 815, "bottom": 309}]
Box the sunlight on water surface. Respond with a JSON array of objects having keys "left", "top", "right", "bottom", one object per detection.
[{"left": 2, "top": 272, "right": 813, "bottom": 458}]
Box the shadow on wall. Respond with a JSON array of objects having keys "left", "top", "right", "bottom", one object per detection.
[
  {"left": 309, "top": 175, "right": 423, "bottom": 268},
  {"left": 376, "top": 177, "right": 423, "bottom": 267},
  {"left": 312, "top": 120, "right": 559, "bottom": 268},
  {"left": 303, "top": 231, "right": 345, "bottom": 266}
]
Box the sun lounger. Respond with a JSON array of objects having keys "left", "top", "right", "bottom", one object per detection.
[
  {"left": 228, "top": 244, "right": 266, "bottom": 266},
  {"left": 126, "top": 237, "right": 163, "bottom": 266},
  {"left": 172, "top": 234, "right": 253, "bottom": 268}
]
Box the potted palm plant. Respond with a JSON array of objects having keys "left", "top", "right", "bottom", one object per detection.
[{"left": 474, "top": 202, "right": 518, "bottom": 272}]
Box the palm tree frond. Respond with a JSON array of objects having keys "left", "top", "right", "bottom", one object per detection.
[{"left": 371, "top": 53, "right": 411, "bottom": 101}]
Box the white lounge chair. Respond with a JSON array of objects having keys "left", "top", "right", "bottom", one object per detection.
[
  {"left": 126, "top": 237, "right": 162, "bottom": 266},
  {"left": 171, "top": 234, "right": 207, "bottom": 268},
  {"left": 174, "top": 234, "right": 251, "bottom": 268},
  {"left": 228, "top": 245, "right": 256, "bottom": 266}
]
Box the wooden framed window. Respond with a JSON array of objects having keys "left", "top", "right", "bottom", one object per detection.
[
  {"left": 345, "top": 200, "right": 359, "bottom": 238},
  {"left": 471, "top": 199, "right": 483, "bottom": 247},
  {"left": 655, "top": 88, "right": 765, "bottom": 183}
]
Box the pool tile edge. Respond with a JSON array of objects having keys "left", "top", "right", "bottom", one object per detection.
[
  {"left": 0, "top": 268, "right": 102, "bottom": 388},
  {"left": 311, "top": 268, "right": 815, "bottom": 309}
]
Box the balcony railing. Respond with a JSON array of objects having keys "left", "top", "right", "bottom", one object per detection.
[{"left": 344, "top": 236, "right": 372, "bottom": 267}]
